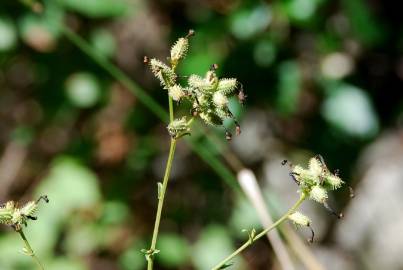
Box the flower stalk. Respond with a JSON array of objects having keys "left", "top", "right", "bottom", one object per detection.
[
  {"left": 18, "top": 229, "right": 45, "bottom": 270},
  {"left": 144, "top": 29, "right": 244, "bottom": 269},
  {"left": 211, "top": 193, "right": 307, "bottom": 270}
]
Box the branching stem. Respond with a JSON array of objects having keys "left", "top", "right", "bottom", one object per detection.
[
  {"left": 211, "top": 193, "right": 307, "bottom": 270},
  {"left": 147, "top": 96, "right": 178, "bottom": 269},
  {"left": 17, "top": 229, "right": 44, "bottom": 270}
]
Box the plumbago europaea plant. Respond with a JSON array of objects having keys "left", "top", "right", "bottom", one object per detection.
[
  {"left": 0, "top": 195, "right": 49, "bottom": 270},
  {"left": 143, "top": 30, "right": 352, "bottom": 270},
  {"left": 212, "top": 156, "right": 352, "bottom": 270},
  {"left": 142, "top": 30, "right": 245, "bottom": 269}
]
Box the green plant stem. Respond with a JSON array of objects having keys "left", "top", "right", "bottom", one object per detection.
[
  {"left": 17, "top": 229, "right": 44, "bottom": 270},
  {"left": 147, "top": 138, "right": 177, "bottom": 269},
  {"left": 211, "top": 193, "right": 307, "bottom": 270}
]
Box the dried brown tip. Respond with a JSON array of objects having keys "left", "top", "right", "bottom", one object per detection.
[
  {"left": 281, "top": 159, "right": 288, "bottom": 166},
  {"left": 235, "top": 124, "right": 241, "bottom": 136},
  {"left": 186, "top": 29, "right": 195, "bottom": 38},
  {"left": 225, "top": 131, "right": 232, "bottom": 141},
  {"left": 324, "top": 201, "right": 343, "bottom": 219},
  {"left": 37, "top": 195, "right": 49, "bottom": 204},
  {"left": 307, "top": 224, "right": 315, "bottom": 243},
  {"left": 211, "top": 63, "right": 219, "bottom": 70},
  {"left": 143, "top": 56, "right": 149, "bottom": 64},
  {"left": 238, "top": 88, "right": 247, "bottom": 104}
]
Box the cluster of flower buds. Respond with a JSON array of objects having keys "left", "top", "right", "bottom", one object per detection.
[
  {"left": 0, "top": 195, "right": 49, "bottom": 231},
  {"left": 283, "top": 155, "right": 351, "bottom": 242},
  {"left": 289, "top": 155, "right": 344, "bottom": 216},
  {"left": 145, "top": 30, "right": 244, "bottom": 140}
]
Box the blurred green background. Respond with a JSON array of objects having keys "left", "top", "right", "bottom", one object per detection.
[{"left": 1, "top": 0, "right": 403, "bottom": 269}]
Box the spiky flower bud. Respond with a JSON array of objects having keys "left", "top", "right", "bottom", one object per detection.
[
  {"left": 309, "top": 185, "right": 328, "bottom": 203},
  {"left": 308, "top": 157, "right": 323, "bottom": 178},
  {"left": 170, "top": 37, "right": 189, "bottom": 64},
  {"left": 288, "top": 211, "right": 311, "bottom": 226},
  {"left": 325, "top": 175, "right": 343, "bottom": 189},
  {"left": 217, "top": 78, "right": 237, "bottom": 95},
  {"left": 0, "top": 202, "right": 14, "bottom": 225},
  {"left": 213, "top": 92, "right": 228, "bottom": 108},
  {"left": 0, "top": 196, "right": 48, "bottom": 230},
  {"left": 188, "top": 74, "right": 205, "bottom": 89},
  {"left": 149, "top": 58, "right": 176, "bottom": 88},
  {"left": 169, "top": 85, "right": 185, "bottom": 101},
  {"left": 204, "top": 71, "right": 219, "bottom": 92},
  {"left": 20, "top": 201, "right": 38, "bottom": 217}
]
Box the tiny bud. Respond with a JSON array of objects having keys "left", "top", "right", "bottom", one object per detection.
[
  {"left": 143, "top": 56, "right": 149, "bottom": 64},
  {"left": 349, "top": 186, "right": 355, "bottom": 198},
  {"left": 338, "top": 212, "right": 344, "bottom": 219}
]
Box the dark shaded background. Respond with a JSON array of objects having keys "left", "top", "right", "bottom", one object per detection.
[{"left": 1, "top": 0, "right": 403, "bottom": 269}]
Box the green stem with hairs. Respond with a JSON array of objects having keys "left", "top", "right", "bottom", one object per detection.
[
  {"left": 18, "top": 229, "right": 44, "bottom": 270},
  {"left": 146, "top": 90, "right": 177, "bottom": 269},
  {"left": 211, "top": 193, "right": 307, "bottom": 270}
]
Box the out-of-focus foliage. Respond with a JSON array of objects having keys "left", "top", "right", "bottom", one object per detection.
[{"left": 1, "top": 0, "right": 403, "bottom": 269}]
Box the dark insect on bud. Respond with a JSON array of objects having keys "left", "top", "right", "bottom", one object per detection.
[
  {"left": 225, "top": 131, "right": 232, "bottom": 141},
  {"left": 143, "top": 56, "right": 149, "bottom": 64},
  {"left": 210, "top": 63, "right": 219, "bottom": 70},
  {"left": 281, "top": 159, "right": 288, "bottom": 166},
  {"left": 186, "top": 29, "right": 195, "bottom": 38}
]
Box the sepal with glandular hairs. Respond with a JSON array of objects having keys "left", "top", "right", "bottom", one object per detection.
[{"left": 167, "top": 117, "right": 191, "bottom": 138}]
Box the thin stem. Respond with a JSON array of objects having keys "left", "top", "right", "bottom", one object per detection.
[
  {"left": 17, "top": 229, "right": 44, "bottom": 270},
  {"left": 168, "top": 95, "right": 174, "bottom": 123},
  {"left": 211, "top": 193, "right": 307, "bottom": 270},
  {"left": 147, "top": 138, "right": 177, "bottom": 269}
]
